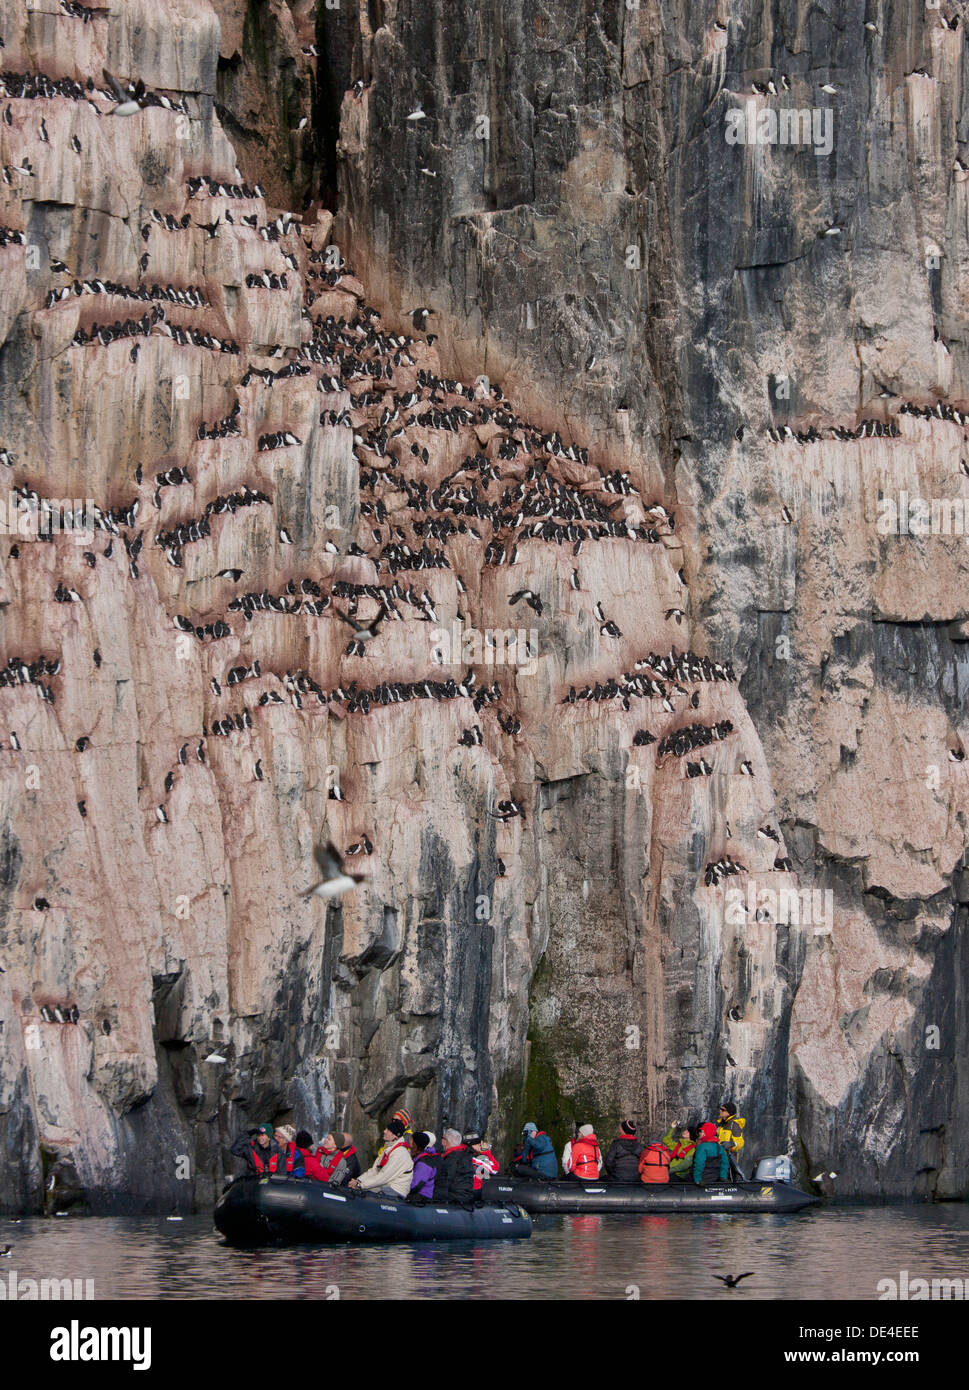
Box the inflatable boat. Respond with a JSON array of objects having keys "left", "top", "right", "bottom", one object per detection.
[
  {"left": 485, "top": 1177, "right": 818, "bottom": 1214},
  {"left": 213, "top": 1175, "right": 532, "bottom": 1246}
]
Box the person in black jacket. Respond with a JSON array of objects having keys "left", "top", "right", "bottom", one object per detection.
[
  {"left": 604, "top": 1120, "right": 643, "bottom": 1182},
  {"left": 435, "top": 1128, "right": 475, "bottom": 1208},
  {"left": 229, "top": 1123, "right": 280, "bottom": 1174}
]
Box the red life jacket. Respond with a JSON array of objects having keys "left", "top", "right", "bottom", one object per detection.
[
  {"left": 639, "top": 1143, "right": 671, "bottom": 1184},
  {"left": 283, "top": 1142, "right": 301, "bottom": 1174},
  {"left": 570, "top": 1136, "right": 601, "bottom": 1179},
  {"left": 315, "top": 1149, "right": 344, "bottom": 1182},
  {"left": 378, "top": 1138, "right": 410, "bottom": 1167},
  {"left": 301, "top": 1148, "right": 328, "bottom": 1181},
  {"left": 251, "top": 1143, "right": 279, "bottom": 1174},
  {"left": 471, "top": 1148, "right": 500, "bottom": 1190}
]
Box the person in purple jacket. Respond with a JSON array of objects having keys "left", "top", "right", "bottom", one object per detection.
[{"left": 407, "top": 1131, "right": 441, "bottom": 1204}]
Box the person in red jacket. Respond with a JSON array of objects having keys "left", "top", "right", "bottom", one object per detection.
[
  {"left": 564, "top": 1125, "right": 602, "bottom": 1179},
  {"left": 465, "top": 1132, "right": 500, "bottom": 1191},
  {"left": 313, "top": 1133, "right": 350, "bottom": 1184}
]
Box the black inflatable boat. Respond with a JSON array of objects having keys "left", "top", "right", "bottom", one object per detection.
[
  {"left": 213, "top": 1175, "right": 532, "bottom": 1246},
  {"left": 485, "top": 1177, "right": 818, "bottom": 1214}
]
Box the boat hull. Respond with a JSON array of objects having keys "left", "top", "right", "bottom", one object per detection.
[
  {"left": 213, "top": 1175, "right": 533, "bottom": 1246},
  {"left": 485, "top": 1178, "right": 819, "bottom": 1214}
]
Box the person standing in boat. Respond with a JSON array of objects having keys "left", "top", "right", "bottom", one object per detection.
[
  {"left": 435, "top": 1128, "right": 475, "bottom": 1208},
  {"left": 512, "top": 1122, "right": 558, "bottom": 1180},
  {"left": 349, "top": 1118, "right": 414, "bottom": 1198},
  {"left": 229, "top": 1123, "right": 281, "bottom": 1174},
  {"left": 563, "top": 1124, "right": 602, "bottom": 1179},
  {"left": 717, "top": 1103, "right": 746, "bottom": 1176},
  {"left": 692, "top": 1122, "right": 730, "bottom": 1186},
  {"left": 406, "top": 1131, "right": 441, "bottom": 1203},
  {"left": 603, "top": 1120, "right": 643, "bottom": 1181}
]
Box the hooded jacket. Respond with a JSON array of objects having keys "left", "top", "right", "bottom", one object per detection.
[
  {"left": 717, "top": 1113, "right": 745, "bottom": 1157},
  {"left": 436, "top": 1143, "right": 475, "bottom": 1206},
  {"left": 692, "top": 1123, "right": 729, "bottom": 1185},
  {"left": 408, "top": 1146, "right": 441, "bottom": 1201},
  {"left": 519, "top": 1129, "right": 557, "bottom": 1177},
  {"left": 604, "top": 1135, "right": 644, "bottom": 1182}
]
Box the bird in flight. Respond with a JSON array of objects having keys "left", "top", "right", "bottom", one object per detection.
[
  {"left": 301, "top": 842, "right": 365, "bottom": 900},
  {"left": 102, "top": 68, "right": 147, "bottom": 117},
  {"left": 713, "top": 1272, "right": 754, "bottom": 1288}
]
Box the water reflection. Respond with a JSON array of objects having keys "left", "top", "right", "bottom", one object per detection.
[{"left": 1, "top": 1204, "right": 967, "bottom": 1300}]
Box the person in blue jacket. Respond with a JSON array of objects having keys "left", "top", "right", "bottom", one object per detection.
[
  {"left": 692, "top": 1122, "right": 730, "bottom": 1185},
  {"left": 512, "top": 1121, "right": 558, "bottom": 1179}
]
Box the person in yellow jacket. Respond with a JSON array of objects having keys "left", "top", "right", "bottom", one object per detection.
[{"left": 717, "top": 1103, "right": 746, "bottom": 1166}]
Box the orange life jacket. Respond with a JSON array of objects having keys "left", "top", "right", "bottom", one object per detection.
[
  {"left": 570, "top": 1135, "right": 601, "bottom": 1179},
  {"left": 639, "top": 1142, "right": 671, "bottom": 1184}
]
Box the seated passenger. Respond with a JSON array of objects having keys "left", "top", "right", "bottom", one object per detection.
[
  {"left": 604, "top": 1121, "right": 643, "bottom": 1182},
  {"left": 466, "top": 1132, "right": 500, "bottom": 1191},
  {"left": 229, "top": 1123, "right": 280, "bottom": 1174},
  {"left": 512, "top": 1122, "right": 558, "bottom": 1180},
  {"left": 349, "top": 1119, "right": 414, "bottom": 1198},
  {"left": 295, "top": 1130, "right": 329, "bottom": 1182},
  {"left": 407, "top": 1131, "right": 440, "bottom": 1203},
  {"left": 313, "top": 1133, "right": 349, "bottom": 1185},
  {"left": 662, "top": 1124, "right": 698, "bottom": 1181},
  {"left": 435, "top": 1128, "right": 475, "bottom": 1208},
  {"left": 332, "top": 1131, "right": 361, "bottom": 1181},
  {"left": 692, "top": 1122, "right": 730, "bottom": 1186},
  {"left": 638, "top": 1139, "right": 671, "bottom": 1184},
  {"left": 563, "top": 1125, "right": 602, "bottom": 1180},
  {"left": 273, "top": 1125, "right": 305, "bottom": 1176}
]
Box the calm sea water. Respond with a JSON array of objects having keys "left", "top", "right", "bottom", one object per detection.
[{"left": 2, "top": 1203, "right": 968, "bottom": 1300}]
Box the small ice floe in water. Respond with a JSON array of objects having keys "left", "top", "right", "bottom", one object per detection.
[{"left": 166, "top": 1216, "right": 183, "bottom": 1222}]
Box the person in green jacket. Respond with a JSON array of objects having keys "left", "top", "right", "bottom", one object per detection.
[
  {"left": 661, "top": 1123, "right": 698, "bottom": 1180},
  {"left": 692, "top": 1122, "right": 729, "bottom": 1185}
]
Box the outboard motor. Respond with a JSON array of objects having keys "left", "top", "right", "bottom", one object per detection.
[{"left": 754, "top": 1155, "right": 793, "bottom": 1183}]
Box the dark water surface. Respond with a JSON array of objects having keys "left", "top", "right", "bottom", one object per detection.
[{"left": 2, "top": 1203, "right": 968, "bottom": 1300}]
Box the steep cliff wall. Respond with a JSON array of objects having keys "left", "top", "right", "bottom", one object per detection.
[{"left": 0, "top": 0, "right": 964, "bottom": 1212}]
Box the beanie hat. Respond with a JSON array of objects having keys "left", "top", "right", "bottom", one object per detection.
[
  {"left": 331, "top": 1131, "right": 349, "bottom": 1149},
  {"left": 276, "top": 1124, "right": 296, "bottom": 1143},
  {"left": 295, "top": 1129, "right": 313, "bottom": 1148},
  {"left": 413, "top": 1132, "right": 431, "bottom": 1151},
  {"left": 621, "top": 1120, "right": 637, "bottom": 1136},
  {"left": 392, "top": 1107, "right": 412, "bottom": 1129},
  {"left": 257, "top": 1123, "right": 274, "bottom": 1139},
  {"left": 578, "top": 1124, "right": 595, "bottom": 1138},
  {"left": 700, "top": 1122, "right": 718, "bottom": 1142},
  {"left": 386, "top": 1118, "right": 407, "bottom": 1137},
  {"left": 522, "top": 1121, "right": 537, "bottom": 1135},
  {"left": 423, "top": 1130, "right": 436, "bottom": 1149},
  {"left": 721, "top": 1101, "right": 737, "bottom": 1116}
]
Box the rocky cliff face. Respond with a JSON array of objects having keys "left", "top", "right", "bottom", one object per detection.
[{"left": 0, "top": 0, "right": 965, "bottom": 1212}]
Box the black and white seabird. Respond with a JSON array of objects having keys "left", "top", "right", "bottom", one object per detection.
[{"left": 301, "top": 841, "right": 365, "bottom": 900}]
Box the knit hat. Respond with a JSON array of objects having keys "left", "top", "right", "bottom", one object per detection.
[
  {"left": 257, "top": 1123, "right": 274, "bottom": 1139},
  {"left": 295, "top": 1129, "right": 313, "bottom": 1148},
  {"left": 699, "top": 1122, "right": 718, "bottom": 1142},
  {"left": 423, "top": 1131, "right": 436, "bottom": 1149},
  {"left": 413, "top": 1132, "right": 431, "bottom": 1151},
  {"left": 621, "top": 1120, "right": 637, "bottom": 1136},
  {"left": 331, "top": 1131, "right": 349, "bottom": 1149},
  {"left": 392, "top": 1107, "right": 412, "bottom": 1129},
  {"left": 276, "top": 1124, "right": 296, "bottom": 1144},
  {"left": 578, "top": 1124, "right": 595, "bottom": 1138},
  {"left": 522, "top": 1121, "right": 537, "bottom": 1135},
  {"left": 386, "top": 1118, "right": 407, "bottom": 1137}
]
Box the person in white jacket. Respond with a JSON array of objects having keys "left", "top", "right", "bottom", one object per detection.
[{"left": 349, "top": 1119, "right": 414, "bottom": 1197}]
